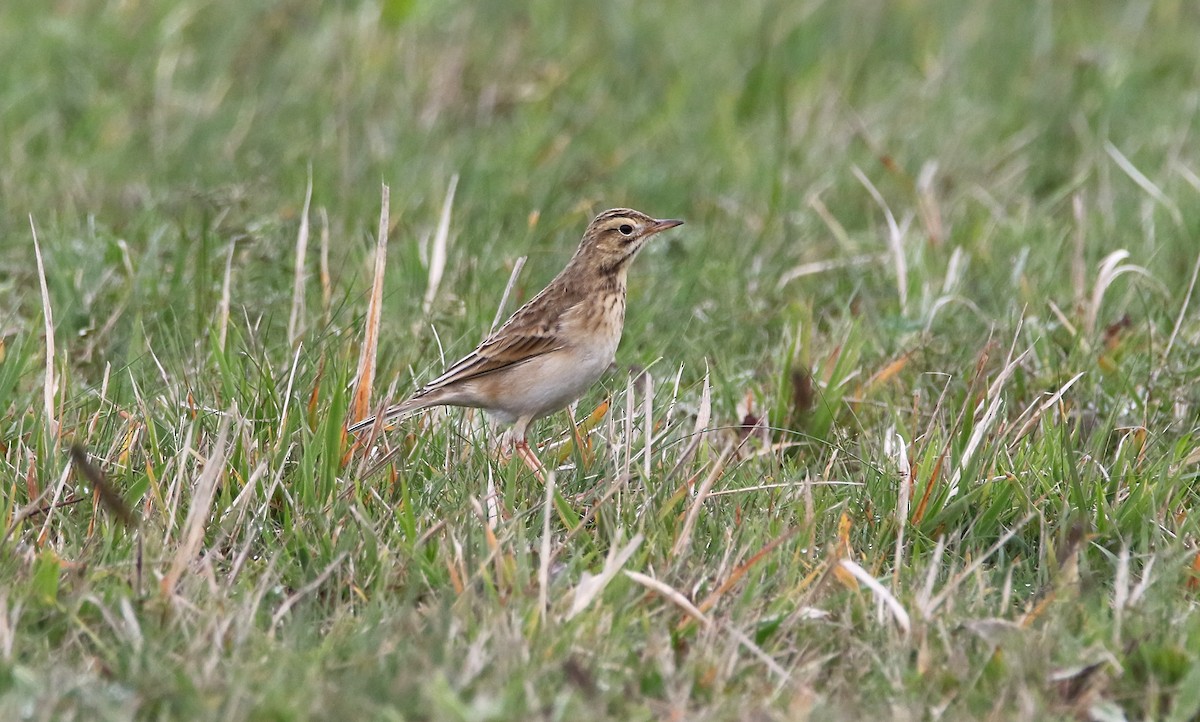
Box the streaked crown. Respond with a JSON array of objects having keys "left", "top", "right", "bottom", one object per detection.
[{"left": 576, "top": 208, "right": 683, "bottom": 270}]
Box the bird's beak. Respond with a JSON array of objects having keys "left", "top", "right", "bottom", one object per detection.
[{"left": 649, "top": 218, "right": 684, "bottom": 234}]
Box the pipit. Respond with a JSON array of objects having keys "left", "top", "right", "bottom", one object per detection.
[{"left": 348, "top": 208, "right": 683, "bottom": 475}]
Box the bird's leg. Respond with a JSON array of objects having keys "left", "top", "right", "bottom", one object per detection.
[
  {"left": 495, "top": 425, "right": 546, "bottom": 482},
  {"left": 513, "top": 436, "right": 546, "bottom": 483}
]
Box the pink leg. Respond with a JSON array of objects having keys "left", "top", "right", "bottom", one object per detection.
[{"left": 513, "top": 437, "right": 546, "bottom": 483}]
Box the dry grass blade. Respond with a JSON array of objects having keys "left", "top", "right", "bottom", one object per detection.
[
  {"left": 1085, "top": 250, "right": 1163, "bottom": 337},
  {"left": 490, "top": 255, "right": 527, "bottom": 334},
  {"left": 775, "top": 253, "right": 884, "bottom": 290},
  {"left": 838, "top": 559, "right": 910, "bottom": 634},
  {"left": 1163, "top": 249, "right": 1200, "bottom": 365},
  {"left": 807, "top": 191, "right": 852, "bottom": 249},
  {"left": 31, "top": 216, "right": 58, "bottom": 444},
  {"left": 641, "top": 372, "right": 653, "bottom": 479},
  {"left": 270, "top": 551, "right": 348, "bottom": 633},
  {"left": 275, "top": 344, "right": 303, "bottom": 455},
  {"left": 921, "top": 511, "right": 1037, "bottom": 619},
  {"left": 852, "top": 166, "right": 909, "bottom": 314},
  {"left": 350, "top": 184, "right": 390, "bottom": 427},
  {"left": 1007, "top": 371, "right": 1085, "bottom": 449},
  {"left": 888, "top": 428, "right": 911, "bottom": 577},
  {"left": 1072, "top": 193, "right": 1087, "bottom": 306},
  {"left": 422, "top": 174, "right": 458, "bottom": 315},
  {"left": 537, "top": 471, "right": 555, "bottom": 623},
  {"left": 916, "top": 160, "right": 944, "bottom": 246},
  {"left": 1105, "top": 140, "right": 1183, "bottom": 226},
  {"left": 217, "top": 239, "right": 236, "bottom": 353},
  {"left": 567, "top": 532, "right": 643, "bottom": 619},
  {"left": 161, "top": 414, "right": 233, "bottom": 598},
  {"left": 287, "top": 168, "right": 314, "bottom": 347},
  {"left": 69, "top": 445, "right": 136, "bottom": 530},
  {"left": 625, "top": 570, "right": 709, "bottom": 626},
  {"left": 318, "top": 207, "right": 332, "bottom": 323},
  {"left": 683, "top": 526, "right": 800, "bottom": 629},
  {"left": 626, "top": 571, "right": 790, "bottom": 682},
  {"left": 671, "top": 440, "right": 734, "bottom": 559},
  {"left": 949, "top": 324, "right": 1029, "bottom": 496},
  {"left": 663, "top": 366, "right": 710, "bottom": 485}
]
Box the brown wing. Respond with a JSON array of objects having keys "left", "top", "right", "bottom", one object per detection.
[
  {"left": 347, "top": 267, "right": 585, "bottom": 434},
  {"left": 414, "top": 327, "right": 564, "bottom": 395},
  {"left": 347, "top": 322, "right": 565, "bottom": 433},
  {"left": 413, "top": 280, "right": 584, "bottom": 396}
]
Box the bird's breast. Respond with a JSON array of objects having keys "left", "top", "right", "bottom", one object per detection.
[{"left": 486, "top": 291, "right": 626, "bottom": 421}]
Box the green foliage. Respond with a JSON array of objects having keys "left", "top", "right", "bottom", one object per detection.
[{"left": 2, "top": 0, "right": 1200, "bottom": 719}]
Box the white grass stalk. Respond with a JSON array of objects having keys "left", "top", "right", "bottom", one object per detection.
[
  {"left": 1008, "top": 371, "right": 1085, "bottom": 448},
  {"left": 287, "top": 168, "right": 313, "bottom": 347},
  {"left": 622, "top": 374, "right": 634, "bottom": 480},
  {"left": 31, "top": 217, "right": 58, "bottom": 444},
  {"left": 568, "top": 532, "right": 642, "bottom": 619},
  {"left": 88, "top": 362, "right": 112, "bottom": 437},
  {"left": 916, "top": 160, "right": 944, "bottom": 246},
  {"left": 807, "top": 192, "right": 853, "bottom": 249},
  {"left": 538, "top": 471, "right": 555, "bottom": 621},
  {"left": 162, "top": 413, "right": 234, "bottom": 598},
  {"left": 0, "top": 593, "right": 18, "bottom": 660},
  {"left": 1175, "top": 158, "right": 1200, "bottom": 194},
  {"left": 1105, "top": 140, "right": 1183, "bottom": 226},
  {"left": 490, "top": 256, "right": 527, "bottom": 334},
  {"left": 1113, "top": 543, "right": 1130, "bottom": 643},
  {"left": 35, "top": 463, "right": 73, "bottom": 548},
  {"left": 625, "top": 571, "right": 790, "bottom": 681},
  {"left": 217, "top": 239, "right": 236, "bottom": 353},
  {"left": 921, "top": 511, "right": 1036, "bottom": 618},
  {"left": 484, "top": 466, "right": 500, "bottom": 530},
  {"left": 664, "top": 366, "right": 711, "bottom": 483},
  {"left": 271, "top": 551, "right": 348, "bottom": 633},
  {"left": 838, "top": 559, "right": 911, "bottom": 634},
  {"left": 215, "top": 458, "right": 271, "bottom": 579},
  {"left": 422, "top": 174, "right": 458, "bottom": 315},
  {"left": 853, "top": 166, "right": 909, "bottom": 314},
  {"left": 888, "top": 428, "right": 911, "bottom": 580},
  {"left": 625, "top": 570, "right": 709, "bottom": 624},
  {"left": 917, "top": 535, "right": 947, "bottom": 614},
  {"left": 642, "top": 373, "right": 653, "bottom": 480},
  {"left": 775, "top": 253, "right": 885, "bottom": 290},
  {"left": 950, "top": 337, "right": 1030, "bottom": 497},
  {"left": 671, "top": 441, "right": 733, "bottom": 559},
  {"left": 274, "top": 343, "right": 303, "bottom": 454},
  {"left": 1128, "top": 555, "right": 1155, "bottom": 608},
  {"left": 1086, "top": 250, "right": 1163, "bottom": 337},
  {"left": 229, "top": 455, "right": 291, "bottom": 586},
  {"left": 1164, "top": 249, "right": 1200, "bottom": 365},
  {"left": 695, "top": 366, "right": 711, "bottom": 438}
]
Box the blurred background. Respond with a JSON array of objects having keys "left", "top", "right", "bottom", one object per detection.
[{"left": 4, "top": 1, "right": 1198, "bottom": 375}]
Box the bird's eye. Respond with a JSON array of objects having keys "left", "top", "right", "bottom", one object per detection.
[{"left": 618, "top": 224, "right": 634, "bottom": 236}]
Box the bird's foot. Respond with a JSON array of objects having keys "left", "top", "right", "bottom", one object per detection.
[{"left": 512, "top": 437, "right": 547, "bottom": 483}]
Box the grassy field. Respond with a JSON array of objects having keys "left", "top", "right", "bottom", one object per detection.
[{"left": 3, "top": 0, "right": 1200, "bottom": 719}]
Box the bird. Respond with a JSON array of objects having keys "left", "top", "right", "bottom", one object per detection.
[{"left": 348, "top": 208, "right": 683, "bottom": 476}]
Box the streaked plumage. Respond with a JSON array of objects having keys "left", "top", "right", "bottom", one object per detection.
[{"left": 348, "top": 208, "right": 683, "bottom": 471}]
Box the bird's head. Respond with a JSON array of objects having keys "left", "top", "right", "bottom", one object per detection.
[{"left": 576, "top": 208, "right": 683, "bottom": 273}]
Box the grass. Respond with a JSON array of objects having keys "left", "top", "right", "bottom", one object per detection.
[{"left": 3, "top": 0, "right": 1200, "bottom": 719}]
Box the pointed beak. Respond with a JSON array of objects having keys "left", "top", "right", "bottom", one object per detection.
[{"left": 649, "top": 218, "right": 684, "bottom": 234}]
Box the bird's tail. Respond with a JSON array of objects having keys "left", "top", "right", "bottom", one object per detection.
[{"left": 346, "top": 396, "right": 429, "bottom": 435}]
